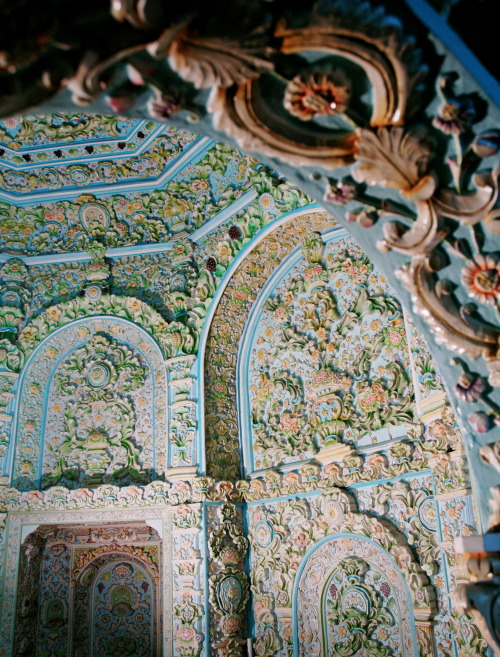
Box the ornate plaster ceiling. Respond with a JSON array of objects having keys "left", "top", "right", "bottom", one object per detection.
[{"left": 0, "top": 114, "right": 267, "bottom": 255}]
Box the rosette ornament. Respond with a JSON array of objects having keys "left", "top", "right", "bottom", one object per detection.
[{"left": 284, "top": 71, "right": 350, "bottom": 121}]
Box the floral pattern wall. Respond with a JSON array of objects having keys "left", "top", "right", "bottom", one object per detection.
[
  {"left": 13, "top": 318, "right": 167, "bottom": 490},
  {"left": 0, "top": 112, "right": 491, "bottom": 657},
  {"left": 240, "top": 231, "right": 489, "bottom": 657},
  {"left": 13, "top": 522, "right": 162, "bottom": 657},
  {"left": 245, "top": 232, "right": 413, "bottom": 471}
]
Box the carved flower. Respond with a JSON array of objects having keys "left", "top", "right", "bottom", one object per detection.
[
  {"left": 433, "top": 73, "right": 476, "bottom": 135},
  {"left": 434, "top": 98, "right": 476, "bottom": 135},
  {"left": 454, "top": 372, "right": 485, "bottom": 402},
  {"left": 284, "top": 71, "right": 350, "bottom": 121},
  {"left": 304, "top": 264, "right": 323, "bottom": 281},
  {"left": 46, "top": 306, "right": 61, "bottom": 322},
  {"left": 382, "top": 326, "right": 406, "bottom": 349},
  {"left": 258, "top": 193, "right": 276, "bottom": 211},
  {"left": 220, "top": 613, "right": 241, "bottom": 635},
  {"left": 279, "top": 413, "right": 300, "bottom": 432},
  {"left": 216, "top": 240, "right": 232, "bottom": 263},
  {"left": 125, "top": 297, "right": 142, "bottom": 313},
  {"left": 468, "top": 411, "right": 491, "bottom": 433},
  {"left": 462, "top": 255, "right": 500, "bottom": 305},
  {"left": 292, "top": 529, "right": 309, "bottom": 547},
  {"left": 356, "top": 382, "right": 389, "bottom": 413},
  {"left": 176, "top": 627, "right": 196, "bottom": 644},
  {"left": 324, "top": 180, "right": 356, "bottom": 205}
]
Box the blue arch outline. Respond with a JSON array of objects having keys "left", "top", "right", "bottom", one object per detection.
[
  {"left": 236, "top": 225, "right": 352, "bottom": 475},
  {"left": 291, "top": 532, "right": 419, "bottom": 657},
  {"left": 8, "top": 315, "right": 167, "bottom": 488},
  {"left": 195, "top": 202, "right": 323, "bottom": 475}
]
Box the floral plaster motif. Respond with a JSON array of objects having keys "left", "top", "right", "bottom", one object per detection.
[
  {"left": 10, "top": 522, "right": 163, "bottom": 657},
  {"left": 283, "top": 70, "right": 351, "bottom": 121},
  {"left": 0, "top": 90, "right": 493, "bottom": 657},
  {"left": 0, "top": 142, "right": 249, "bottom": 254},
  {"left": 299, "top": 546, "right": 413, "bottom": 656},
  {"left": 87, "top": 559, "right": 155, "bottom": 657},
  {"left": 204, "top": 213, "right": 331, "bottom": 480},
  {"left": 247, "top": 233, "right": 414, "bottom": 470},
  {"left": 406, "top": 318, "right": 444, "bottom": 405},
  {"left": 248, "top": 489, "right": 434, "bottom": 657},
  {"left": 0, "top": 506, "right": 189, "bottom": 657},
  {"left": 13, "top": 317, "right": 167, "bottom": 490}
]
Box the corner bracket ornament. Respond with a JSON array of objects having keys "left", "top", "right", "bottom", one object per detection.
[
  {"left": 348, "top": 73, "right": 500, "bottom": 398},
  {"left": 210, "top": 1, "right": 425, "bottom": 169}
]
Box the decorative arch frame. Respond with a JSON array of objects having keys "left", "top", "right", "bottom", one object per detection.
[
  {"left": 18, "top": 293, "right": 173, "bottom": 360},
  {"left": 289, "top": 488, "right": 436, "bottom": 657},
  {"left": 236, "top": 223, "right": 382, "bottom": 475},
  {"left": 8, "top": 308, "right": 169, "bottom": 489},
  {"left": 199, "top": 207, "right": 332, "bottom": 479},
  {"left": 292, "top": 534, "right": 418, "bottom": 657},
  {"left": 73, "top": 550, "right": 161, "bottom": 657}
]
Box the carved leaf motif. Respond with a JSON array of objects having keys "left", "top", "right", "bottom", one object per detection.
[
  {"left": 434, "top": 167, "right": 499, "bottom": 228},
  {"left": 168, "top": 35, "right": 274, "bottom": 89},
  {"left": 354, "top": 127, "right": 436, "bottom": 200},
  {"left": 382, "top": 200, "right": 445, "bottom": 255}
]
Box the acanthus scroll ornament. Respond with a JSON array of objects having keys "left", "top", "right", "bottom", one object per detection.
[{"left": 341, "top": 73, "right": 500, "bottom": 408}]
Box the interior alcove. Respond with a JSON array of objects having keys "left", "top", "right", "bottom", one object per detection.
[
  {"left": 13, "top": 522, "right": 162, "bottom": 657},
  {"left": 10, "top": 315, "right": 168, "bottom": 490}
]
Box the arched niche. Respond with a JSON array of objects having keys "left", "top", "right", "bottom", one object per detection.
[
  {"left": 238, "top": 226, "right": 415, "bottom": 475},
  {"left": 202, "top": 208, "right": 332, "bottom": 480},
  {"left": 74, "top": 554, "right": 159, "bottom": 657},
  {"left": 293, "top": 534, "right": 417, "bottom": 657},
  {"left": 11, "top": 315, "right": 167, "bottom": 490},
  {"left": 12, "top": 522, "right": 162, "bottom": 657},
  {"left": 249, "top": 488, "right": 437, "bottom": 657}
]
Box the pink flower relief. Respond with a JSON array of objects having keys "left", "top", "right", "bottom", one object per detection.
[
  {"left": 284, "top": 71, "right": 350, "bottom": 121},
  {"left": 462, "top": 254, "right": 500, "bottom": 305}
]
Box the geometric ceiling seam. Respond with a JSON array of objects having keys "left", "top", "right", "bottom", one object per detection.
[
  {"left": 237, "top": 224, "right": 348, "bottom": 475},
  {"left": 0, "top": 135, "right": 213, "bottom": 204},
  {"left": 0, "top": 115, "right": 151, "bottom": 157},
  {"left": 197, "top": 206, "right": 330, "bottom": 477},
  {"left": 0, "top": 119, "right": 163, "bottom": 168},
  {"left": 0, "top": 188, "right": 260, "bottom": 265}
]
